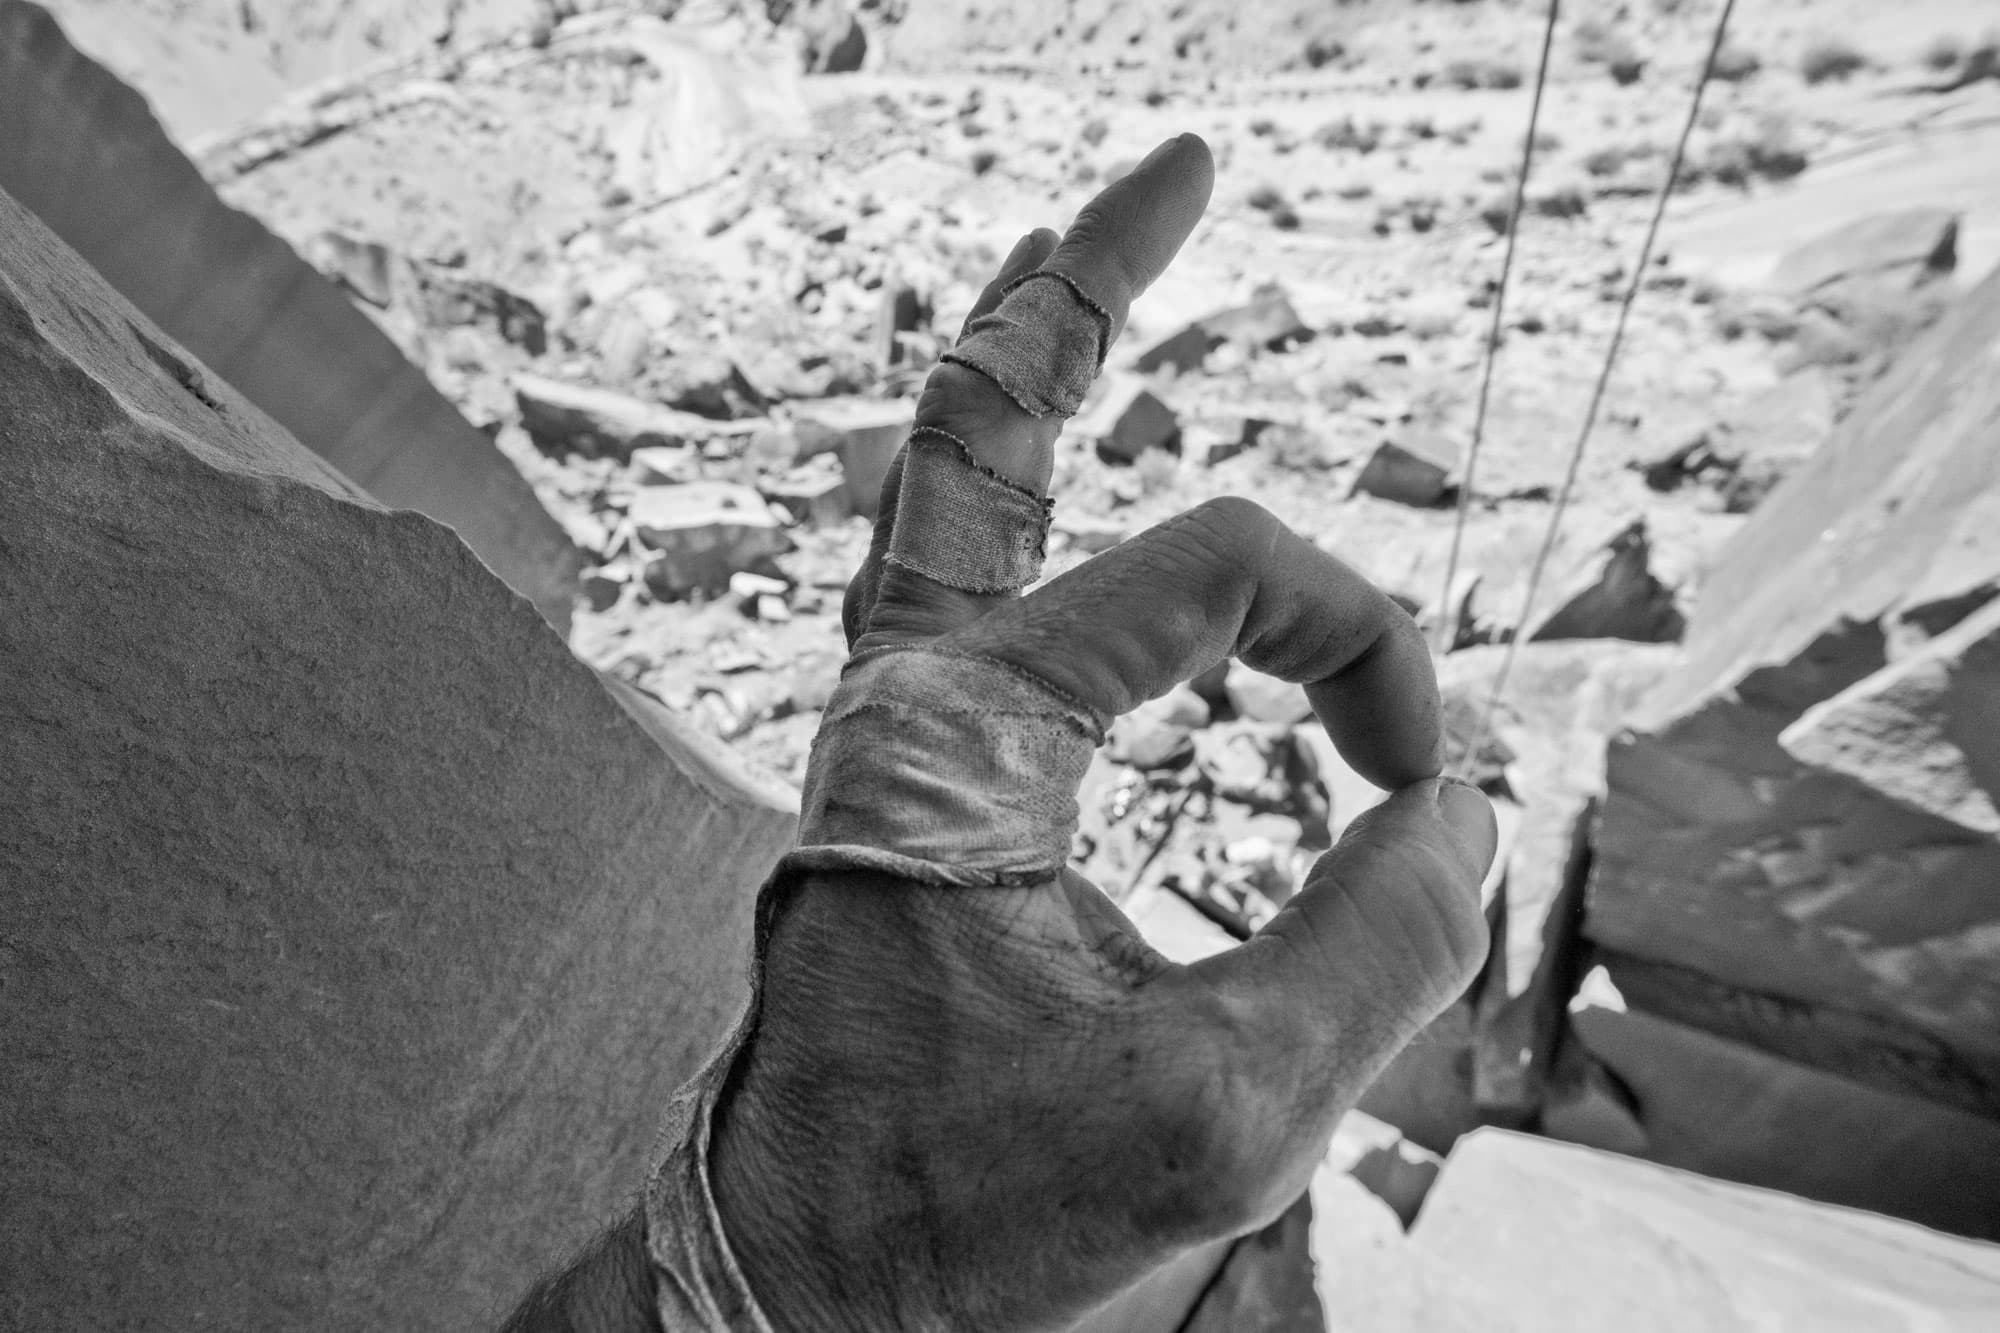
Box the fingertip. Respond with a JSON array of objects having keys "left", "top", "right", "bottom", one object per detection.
[{"left": 1433, "top": 778, "right": 1499, "bottom": 882}]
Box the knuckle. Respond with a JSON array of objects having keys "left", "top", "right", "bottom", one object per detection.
[{"left": 1182, "top": 496, "right": 1281, "bottom": 565}]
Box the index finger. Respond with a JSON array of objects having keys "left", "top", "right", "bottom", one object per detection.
[
  {"left": 947, "top": 497, "right": 1443, "bottom": 790},
  {"left": 851, "top": 136, "right": 1215, "bottom": 651}
]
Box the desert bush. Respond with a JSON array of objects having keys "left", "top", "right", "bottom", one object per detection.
[
  {"left": 1582, "top": 144, "right": 1648, "bottom": 176},
  {"left": 1314, "top": 116, "right": 1383, "bottom": 153},
  {"left": 1444, "top": 58, "right": 1526, "bottom": 90},
  {"left": 1247, "top": 184, "right": 1302, "bottom": 231},
  {"left": 1799, "top": 37, "right": 1866, "bottom": 84},
  {"left": 1709, "top": 43, "right": 1761, "bottom": 82},
  {"left": 1262, "top": 424, "right": 1338, "bottom": 473},
  {"left": 1247, "top": 183, "right": 1288, "bottom": 211},
  {"left": 1921, "top": 34, "right": 1963, "bottom": 71}
]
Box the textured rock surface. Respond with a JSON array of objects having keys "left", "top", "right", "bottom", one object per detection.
[
  {"left": 0, "top": 185, "right": 798, "bottom": 1329},
  {"left": 0, "top": 0, "right": 584, "bottom": 626},
  {"left": 1770, "top": 207, "right": 1959, "bottom": 297},
  {"left": 1567, "top": 963, "right": 2000, "bottom": 1239},
  {"left": 1411, "top": 1130, "right": 2000, "bottom": 1331},
  {"left": 1584, "top": 264, "right": 2000, "bottom": 1230},
  {"left": 1309, "top": 1126, "right": 2000, "bottom": 1330},
  {"left": 1435, "top": 642, "right": 1679, "bottom": 1122}
]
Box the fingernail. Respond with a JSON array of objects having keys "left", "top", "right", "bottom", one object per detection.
[{"left": 1435, "top": 778, "right": 1498, "bottom": 879}]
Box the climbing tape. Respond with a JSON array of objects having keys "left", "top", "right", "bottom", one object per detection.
[
  {"left": 1432, "top": 0, "right": 1563, "bottom": 656},
  {"left": 1454, "top": 0, "right": 1742, "bottom": 783}
]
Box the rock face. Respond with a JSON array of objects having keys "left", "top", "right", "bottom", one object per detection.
[
  {"left": 0, "top": 186, "right": 798, "bottom": 1328},
  {"left": 1303, "top": 1126, "right": 2000, "bottom": 1331},
  {"left": 1580, "top": 263, "right": 2000, "bottom": 1234},
  {"left": 1770, "top": 208, "right": 1959, "bottom": 298},
  {"left": 0, "top": 0, "right": 583, "bottom": 627}
]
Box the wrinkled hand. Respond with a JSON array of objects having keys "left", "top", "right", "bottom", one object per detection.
[{"left": 709, "top": 135, "right": 1497, "bottom": 1332}]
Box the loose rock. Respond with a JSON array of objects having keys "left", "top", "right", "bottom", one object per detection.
[
  {"left": 631, "top": 481, "right": 793, "bottom": 599},
  {"left": 1351, "top": 437, "right": 1455, "bottom": 507}
]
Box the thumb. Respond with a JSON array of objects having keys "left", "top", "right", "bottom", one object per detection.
[{"left": 1193, "top": 778, "right": 1496, "bottom": 1125}]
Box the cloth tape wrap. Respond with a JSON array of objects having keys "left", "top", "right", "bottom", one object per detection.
[
  {"left": 942, "top": 270, "right": 1111, "bottom": 419},
  {"left": 644, "top": 647, "right": 1108, "bottom": 1326},
  {"left": 886, "top": 427, "right": 1054, "bottom": 595}
]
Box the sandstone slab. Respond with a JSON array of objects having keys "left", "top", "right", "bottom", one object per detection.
[
  {"left": 1588, "top": 265, "right": 2000, "bottom": 1134},
  {"left": 0, "top": 185, "right": 797, "bottom": 1328},
  {"left": 0, "top": 1, "right": 582, "bottom": 626}
]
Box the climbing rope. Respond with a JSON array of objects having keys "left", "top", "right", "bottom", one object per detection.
[
  {"left": 1432, "top": 0, "right": 1563, "bottom": 655},
  {"left": 1454, "top": 0, "right": 1741, "bottom": 783}
]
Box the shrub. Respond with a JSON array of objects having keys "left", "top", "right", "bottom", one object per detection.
[
  {"left": 1262, "top": 424, "right": 1337, "bottom": 473},
  {"left": 1583, "top": 145, "right": 1631, "bottom": 176},
  {"left": 1444, "top": 58, "right": 1525, "bottom": 90},
  {"left": 1314, "top": 116, "right": 1383, "bottom": 153},
  {"left": 1799, "top": 37, "right": 1866, "bottom": 84},
  {"left": 1609, "top": 53, "right": 1646, "bottom": 85},
  {"left": 1709, "top": 43, "right": 1761, "bottom": 82},
  {"left": 1921, "top": 34, "right": 1963, "bottom": 71}
]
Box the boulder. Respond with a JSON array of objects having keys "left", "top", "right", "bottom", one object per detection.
[
  {"left": 1779, "top": 596, "right": 2000, "bottom": 835},
  {"left": 1133, "top": 285, "right": 1312, "bottom": 375},
  {"left": 1132, "top": 320, "right": 1213, "bottom": 376},
  {"left": 1351, "top": 436, "right": 1454, "bottom": 506},
  {"left": 307, "top": 230, "right": 399, "bottom": 307},
  {"left": 873, "top": 279, "right": 930, "bottom": 369},
  {"left": 515, "top": 373, "right": 762, "bottom": 460},
  {"left": 0, "top": 184, "right": 797, "bottom": 1328},
  {"left": 1325, "top": 1111, "right": 1443, "bottom": 1229},
  {"left": 1104, "top": 684, "right": 1209, "bottom": 771},
  {"left": 1585, "top": 266, "right": 2000, "bottom": 1200},
  {"left": 1527, "top": 519, "right": 1686, "bottom": 643},
  {"left": 406, "top": 264, "right": 548, "bottom": 354},
  {"left": 0, "top": 2, "right": 582, "bottom": 628},
  {"left": 631, "top": 443, "right": 703, "bottom": 486},
  {"left": 1194, "top": 722, "right": 1321, "bottom": 818},
  {"left": 1076, "top": 375, "right": 1181, "bottom": 464},
  {"left": 1771, "top": 208, "right": 1959, "bottom": 298},
  {"left": 791, "top": 396, "right": 914, "bottom": 518},
  {"left": 759, "top": 455, "right": 851, "bottom": 528},
  {"left": 631, "top": 481, "right": 793, "bottom": 599},
  {"left": 794, "top": 0, "right": 867, "bottom": 73}
]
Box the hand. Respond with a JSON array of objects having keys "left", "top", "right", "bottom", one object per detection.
[{"left": 701, "top": 134, "right": 1499, "bottom": 1332}]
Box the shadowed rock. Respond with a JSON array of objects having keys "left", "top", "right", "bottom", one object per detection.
[
  {"left": 0, "top": 0, "right": 583, "bottom": 626},
  {"left": 0, "top": 183, "right": 797, "bottom": 1328},
  {"left": 1583, "top": 263, "right": 2000, "bottom": 1235}
]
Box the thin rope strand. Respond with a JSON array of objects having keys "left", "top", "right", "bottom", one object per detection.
[
  {"left": 1457, "top": 0, "right": 1739, "bottom": 781},
  {"left": 1432, "top": 0, "right": 1563, "bottom": 656}
]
